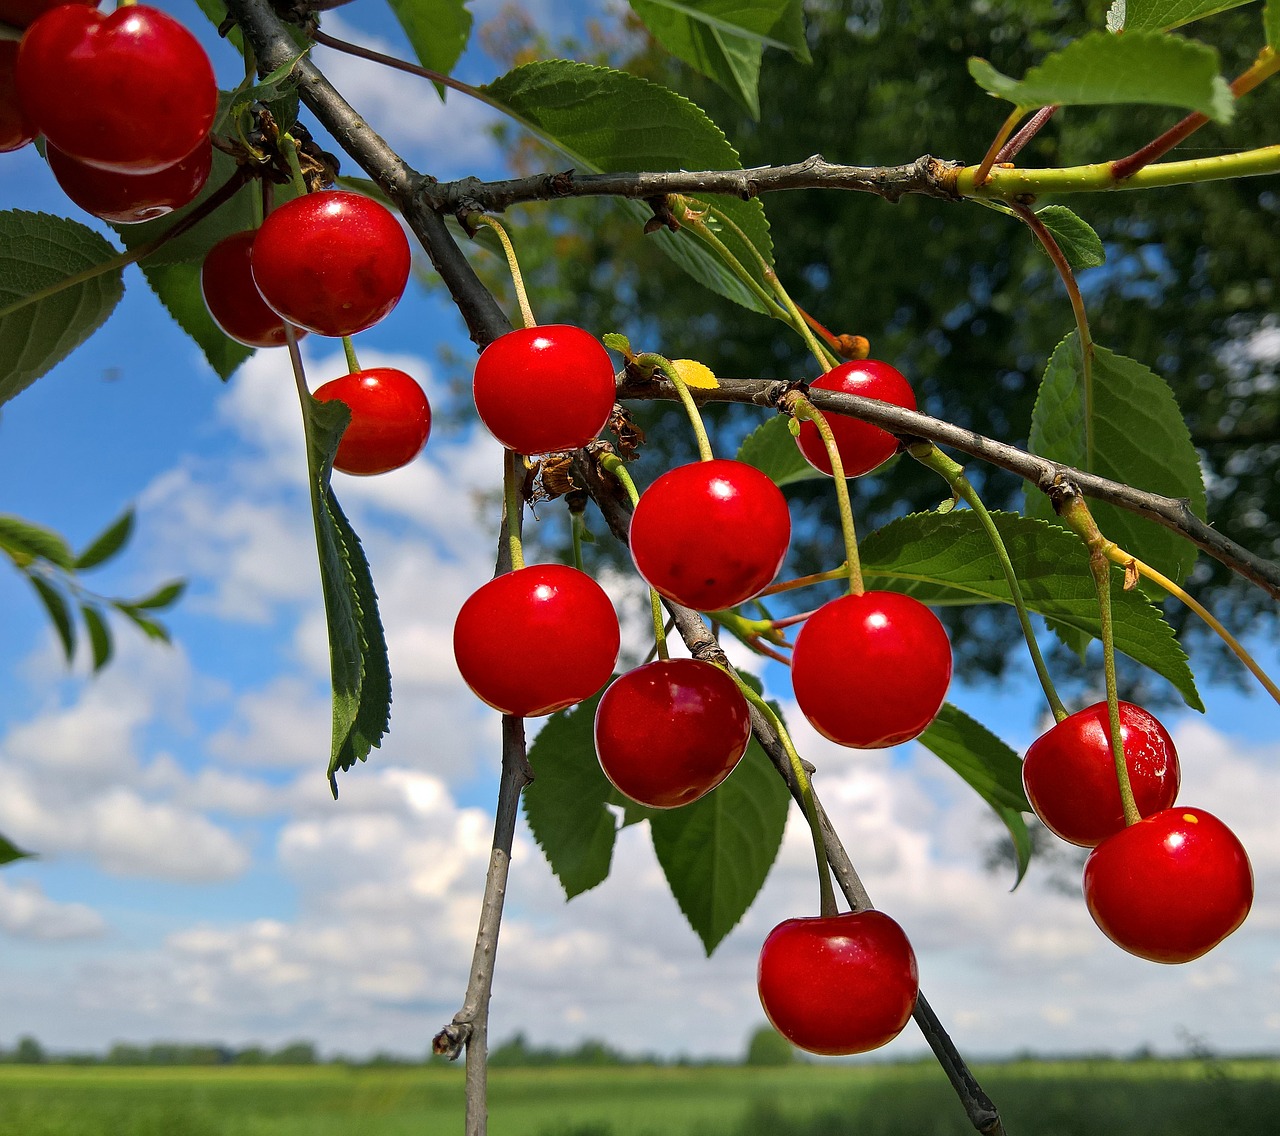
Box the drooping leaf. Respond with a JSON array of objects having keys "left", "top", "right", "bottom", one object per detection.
[
  {"left": 0, "top": 515, "right": 75, "bottom": 569},
  {"left": 1035, "top": 206, "right": 1106, "bottom": 271},
  {"left": 27, "top": 575, "right": 75, "bottom": 662},
  {"left": 134, "top": 260, "right": 254, "bottom": 381},
  {"left": 632, "top": 0, "right": 810, "bottom": 55},
  {"left": 0, "top": 212, "right": 125, "bottom": 407},
  {"left": 0, "top": 833, "right": 33, "bottom": 867},
  {"left": 649, "top": 730, "right": 790, "bottom": 955},
  {"left": 125, "top": 580, "right": 186, "bottom": 611},
  {"left": 80, "top": 604, "right": 113, "bottom": 673},
  {"left": 859, "top": 510, "right": 1203, "bottom": 710},
  {"left": 387, "top": 0, "right": 473, "bottom": 91},
  {"left": 917, "top": 704, "right": 1032, "bottom": 887},
  {"left": 1108, "top": 0, "right": 1258, "bottom": 32},
  {"left": 736, "top": 414, "right": 826, "bottom": 486},
  {"left": 1025, "top": 333, "right": 1207, "bottom": 590},
  {"left": 482, "top": 61, "right": 774, "bottom": 312},
  {"left": 524, "top": 689, "right": 620, "bottom": 898},
  {"left": 74, "top": 509, "right": 135, "bottom": 571},
  {"left": 117, "top": 607, "right": 171, "bottom": 643},
  {"left": 969, "top": 30, "right": 1234, "bottom": 122}
]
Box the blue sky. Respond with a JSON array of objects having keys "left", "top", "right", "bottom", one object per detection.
[{"left": 1, "top": 0, "right": 1278, "bottom": 1063}]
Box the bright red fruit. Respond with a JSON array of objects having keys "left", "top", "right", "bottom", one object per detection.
[
  {"left": 0, "top": 0, "right": 96, "bottom": 28},
  {"left": 46, "top": 139, "right": 211, "bottom": 224},
  {"left": 250, "top": 191, "right": 412, "bottom": 337},
  {"left": 16, "top": 5, "right": 216, "bottom": 173},
  {"left": 313, "top": 368, "right": 431, "bottom": 476},
  {"left": 201, "top": 231, "right": 307, "bottom": 349},
  {"left": 629, "top": 459, "right": 791, "bottom": 611},
  {"left": 0, "top": 40, "right": 35, "bottom": 153},
  {"left": 790, "top": 591, "right": 951, "bottom": 748},
  {"left": 1083, "top": 808, "right": 1253, "bottom": 964},
  {"left": 757, "top": 910, "right": 919, "bottom": 1056},
  {"left": 594, "top": 658, "right": 751, "bottom": 808},
  {"left": 1022, "top": 701, "right": 1180, "bottom": 848},
  {"left": 795, "top": 359, "right": 917, "bottom": 477},
  {"left": 453, "top": 565, "right": 620, "bottom": 718},
  {"left": 472, "top": 325, "right": 616, "bottom": 454}
]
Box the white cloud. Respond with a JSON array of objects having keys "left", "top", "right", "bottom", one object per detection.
[{"left": 0, "top": 878, "right": 106, "bottom": 941}]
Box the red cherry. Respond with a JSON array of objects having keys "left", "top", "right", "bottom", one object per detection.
[
  {"left": 250, "top": 191, "right": 412, "bottom": 337},
  {"left": 790, "top": 591, "right": 951, "bottom": 748},
  {"left": 795, "top": 359, "right": 917, "bottom": 477},
  {"left": 0, "top": 41, "right": 37, "bottom": 153},
  {"left": 201, "top": 231, "right": 308, "bottom": 349},
  {"left": 1022, "top": 701, "right": 1180, "bottom": 848},
  {"left": 472, "top": 325, "right": 616, "bottom": 454},
  {"left": 1083, "top": 808, "right": 1253, "bottom": 964},
  {"left": 757, "top": 910, "right": 919, "bottom": 1056},
  {"left": 0, "top": 0, "right": 96, "bottom": 29},
  {"left": 628, "top": 459, "right": 791, "bottom": 611},
  {"left": 453, "top": 565, "right": 620, "bottom": 718},
  {"left": 313, "top": 368, "right": 431, "bottom": 476},
  {"left": 46, "top": 138, "right": 211, "bottom": 224},
  {"left": 16, "top": 5, "right": 216, "bottom": 173},
  {"left": 594, "top": 658, "right": 752, "bottom": 808}
]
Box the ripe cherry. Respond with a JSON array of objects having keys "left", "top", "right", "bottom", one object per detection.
[
  {"left": 795, "top": 359, "right": 917, "bottom": 477},
  {"left": 17, "top": 5, "right": 216, "bottom": 173},
  {"left": 1022, "top": 701, "right": 1180, "bottom": 848},
  {"left": 250, "top": 191, "right": 412, "bottom": 337},
  {"left": 757, "top": 909, "right": 919, "bottom": 1056},
  {"left": 629, "top": 459, "right": 791, "bottom": 611},
  {"left": 594, "top": 658, "right": 752, "bottom": 808},
  {"left": 472, "top": 325, "right": 616, "bottom": 454},
  {"left": 790, "top": 590, "right": 951, "bottom": 748},
  {"left": 453, "top": 564, "right": 620, "bottom": 718},
  {"left": 313, "top": 368, "right": 431, "bottom": 476},
  {"left": 46, "top": 139, "right": 211, "bottom": 225},
  {"left": 1, "top": 40, "right": 38, "bottom": 154},
  {"left": 0, "top": 0, "right": 96, "bottom": 28},
  {"left": 1083, "top": 808, "right": 1253, "bottom": 964},
  {"left": 201, "top": 231, "right": 307, "bottom": 349}
]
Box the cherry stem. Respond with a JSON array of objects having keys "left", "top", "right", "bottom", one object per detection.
[
  {"left": 599, "top": 451, "right": 669, "bottom": 660},
  {"left": 758, "top": 566, "right": 851, "bottom": 596},
  {"left": 1057, "top": 493, "right": 1141, "bottom": 827},
  {"left": 993, "top": 105, "right": 1059, "bottom": 165},
  {"left": 909, "top": 442, "right": 1067, "bottom": 722},
  {"left": 469, "top": 215, "right": 536, "bottom": 330},
  {"left": 783, "top": 394, "right": 864, "bottom": 595},
  {"left": 341, "top": 336, "right": 361, "bottom": 374},
  {"left": 670, "top": 200, "right": 790, "bottom": 322},
  {"left": 280, "top": 132, "right": 310, "bottom": 197},
  {"left": 570, "top": 513, "right": 586, "bottom": 573},
  {"left": 731, "top": 674, "right": 837, "bottom": 918},
  {"left": 634, "top": 353, "right": 714, "bottom": 462},
  {"left": 973, "top": 105, "right": 1027, "bottom": 186},
  {"left": 503, "top": 450, "right": 526, "bottom": 572}
]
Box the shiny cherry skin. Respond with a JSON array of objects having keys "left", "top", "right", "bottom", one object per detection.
[
  {"left": 629, "top": 459, "right": 791, "bottom": 612},
  {"left": 472, "top": 325, "right": 616, "bottom": 454},
  {"left": 791, "top": 591, "right": 951, "bottom": 748},
  {"left": 1083, "top": 807, "right": 1253, "bottom": 964},
  {"left": 795, "top": 359, "right": 917, "bottom": 478},
  {"left": 0, "top": 41, "right": 36, "bottom": 153},
  {"left": 0, "top": 0, "right": 96, "bottom": 28},
  {"left": 17, "top": 5, "right": 216, "bottom": 173},
  {"left": 46, "top": 138, "right": 210, "bottom": 224},
  {"left": 1022, "top": 701, "right": 1180, "bottom": 848},
  {"left": 453, "top": 564, "right": 620, "bottom": 718},
  {"left": 594, "top": 658, "right": 752, "bottom": 808},
  {"left": 757, "top": 910, "right": 919, "bottom": 1056},
  {"left": 313, "top": 368, "right": 431, "bottom": 476},
  {"left": 250, "top": 191, "right": 411, "bottom": 337},
  {"left": 201, "top": 231, "right": 307, "bottom": 349}
]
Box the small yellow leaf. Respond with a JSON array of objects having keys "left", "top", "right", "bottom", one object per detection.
[{"left": 669, "top": 359, "right": 719, "bottom": 390}]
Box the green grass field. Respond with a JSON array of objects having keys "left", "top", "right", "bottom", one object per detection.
[{"left": 0, "top": 1058, "right": 1277, "bottom": 1135}]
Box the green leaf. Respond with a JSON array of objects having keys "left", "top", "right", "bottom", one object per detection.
[
  {"left": 969, "top": 30, "right": 1234, "bottom": 122},
  {"left": 0, "top": 515, "right": 75, "bottom": 569},
  {"left": 387, "top": 0, "right": 474, "bottom": 90},
  {"left": 859, "top": 510, "right": 1203, "bottom": 710},
  {"left": 0, "top": 833, "right": 33, "bottom": 867},
  {"left": 649, "top": 730, "right": 790, "bottom": 955},
  {"left": 1267, "top": 0, "right": 1280, "bottom": 44},
  {"left": 917, "top": 704, "right": 1032, "bottom": 887},
  {"left": 0, "top": 212, "right": 125, "bottom": 407},
  {"left": 524, "top": 689, "right": 620, "bottom": 898},
  {"left": 1035, "top": 206, "right": 1105, "bottom": 271},
  {"left": 125, "top": 579, "right": 186, "bottom": 611},
  {"left": 134, "top": 260, "right": 254, "bottom": 381},
  {"left": 117, "top": 607, "right": 171, "bottom": 643},
  {"left": 81, "top": 604, "right": 113, "bottom": 673},
  {"left": 28, "top": 575, "right": 75, "bottom": 662},
  {"left": 74, "top": 509, "right": 135, "bottom": 570},
  {"left": 1108, "top": 0, "right": 1258, "bottom": 32},
  {"left": 736, "top": 414, "right": 826, "bottom": 486},
  {"left": 631, "top": 0, "right": 810, "bottom": 55},
  {"left": 482, "top": 61, "right": 774, "bottom": 312},
  {"left": 301, "top": 397, "right": 392, "bottom": 794},
  {"left": 1024, "top": 334, "right": 1207, "bottom": 590}
]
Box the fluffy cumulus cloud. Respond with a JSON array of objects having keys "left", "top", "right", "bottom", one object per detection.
[{"left": 0, "top": 878, "right": 106, "bottom": 941}]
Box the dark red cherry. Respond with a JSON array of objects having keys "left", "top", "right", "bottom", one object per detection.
[
  {"left": 0, "top": 0, "right": 96, "bottom": 29},
  {"left": 46, "top": 138, "right": 210, "bottom": 224},
  {"left": 201, "top": 231, "right": 307, "bottom": 349},
  {"left": 313, "top": 368, "right": 432, "bottom": 476},
  {"left": 795, "top": 359, "right": 916, "bottom": 477},
  {"left": 0, "top": 41, "right": 36, "bottom": 153}
]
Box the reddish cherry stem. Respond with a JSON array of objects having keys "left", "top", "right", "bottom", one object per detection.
[{"left": 993, "top": 105, "right": 1059, "bottom": 165}]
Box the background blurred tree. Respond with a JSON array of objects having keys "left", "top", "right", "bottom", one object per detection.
[{"left": 744, "top": 1024, "right": 796, "bottom": 1067}]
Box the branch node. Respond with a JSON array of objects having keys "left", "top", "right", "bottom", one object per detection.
[
  {"left": 432, "top": 1021, "right": 470, "bottom": 1060},
  {"left": 643, "top": 195, "right": 680, "bottom": 233}
]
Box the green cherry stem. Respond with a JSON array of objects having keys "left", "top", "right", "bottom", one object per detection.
[
  {"left": 670, "top": 200, "right": 789, "bottom": 320},
  {"left": 503, "top": 450, "right": 526, "bottom": 572},
  {"left": 279, "top": 132, "right": 310, "bottom": 197},
  {"left": 633, "top": 353, "right": 714, "bottom": 463},
  {"left": 909, "top": 442, "right": 1067, "bottom": 722},
  {"left": 731, "top": 673, "right": 837, "bottom": 918},
  {"left": 341, "top": 336, "right": 361, "bottom": 374},
  {"left": 469, "top": 214, "right": 536, "bottom": 330},
  {"left": 782, "top": 393, "right": 864, "bottom": 596},
  {"left": 570, "top": 512, "right": 586, "bottom": 574},
  {"left": 599, "top": 451, "right": 669, "bottom": 661},
  {"left": 758, "top": 566, "right": 852, "bottom": 596},
  {"left": 973, "top": 104, "right": 1029, "bottom": 187}
]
